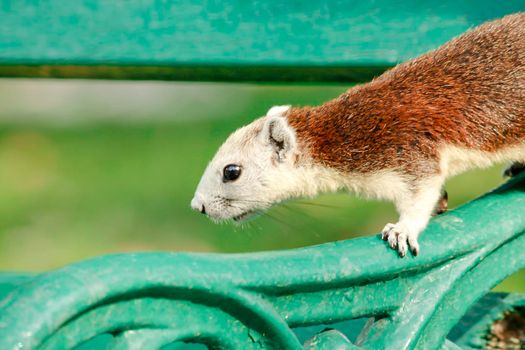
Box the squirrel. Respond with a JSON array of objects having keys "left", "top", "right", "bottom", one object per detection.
[{"left": 191, "top": 13, "right": 525, "bottom": 257}]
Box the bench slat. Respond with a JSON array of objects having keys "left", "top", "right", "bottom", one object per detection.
[{"left": 1, "top": 1, "right": 523, "bottom": 81}]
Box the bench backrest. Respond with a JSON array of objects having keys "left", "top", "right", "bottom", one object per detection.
[{"left": 1, "top": 1, "right": 523, "bottom": 81}]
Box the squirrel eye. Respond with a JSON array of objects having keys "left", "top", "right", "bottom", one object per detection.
[{"left": 223, "top": 164, "right": 242, "bottom": 182}]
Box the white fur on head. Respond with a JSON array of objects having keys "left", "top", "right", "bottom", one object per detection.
[{"left": 191, "top": 105, "right": 309, "bottom": 222}]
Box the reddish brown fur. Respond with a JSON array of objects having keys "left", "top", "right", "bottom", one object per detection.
[{"left": 287, "top": 14, "right": 525, "bottom": 181}]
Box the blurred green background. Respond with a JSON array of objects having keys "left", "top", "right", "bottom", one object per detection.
[{"left": 0, "top": 78, "right": 522, "bottom": 291}]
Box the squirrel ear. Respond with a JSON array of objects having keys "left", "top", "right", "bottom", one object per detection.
[
  {"left": 262, "top": 116, "right": 296, "bottom": 162},
  {"left": 266, "top": 105, "right": 291, "bottom": 117}
]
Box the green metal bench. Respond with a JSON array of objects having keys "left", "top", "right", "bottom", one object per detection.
[{"left": 1, "top": 2, "right": 525, "bottom": 349}]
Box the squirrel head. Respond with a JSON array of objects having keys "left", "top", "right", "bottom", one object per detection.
[{"left": 191, "top": 105, "right": 302, "bottom": 222}]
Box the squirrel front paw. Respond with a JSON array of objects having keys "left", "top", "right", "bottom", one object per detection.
[{"left": 381, "top": 223, "right": 420, "bottom": 257}]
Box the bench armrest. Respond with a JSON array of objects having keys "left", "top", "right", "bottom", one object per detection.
[{"left": 1, "top": 174, "right": 524, "bottom": 349}]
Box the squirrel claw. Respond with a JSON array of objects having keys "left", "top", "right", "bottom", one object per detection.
[{"left": 381, "top": 223, "right": 419, "bottom": 258}]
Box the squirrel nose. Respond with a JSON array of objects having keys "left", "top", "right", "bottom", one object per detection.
[{"left": 191, "top": 196, "right": 206, "bottom": 215}]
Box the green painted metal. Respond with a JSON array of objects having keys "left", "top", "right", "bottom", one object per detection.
[
  {"left": 0, "top": 273, "right": 35, "bottom": 301},
  {"left": 303, "top": 329, "right": 357, "bottom": 350},
  {"left": 1, "top": 1, "right": 524, "bottom": 81},
  {"left": 449, "top": 293, "right": 525, "bottom": 348},
  {"left": 0, "top": 174, "right": 524, "bottom": 349}
]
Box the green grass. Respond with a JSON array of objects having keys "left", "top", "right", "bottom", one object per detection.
[{"left": 0, "top": 81, "right": 521, "bottom": 292}]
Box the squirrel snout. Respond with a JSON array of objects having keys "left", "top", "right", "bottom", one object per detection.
[{"left": 191, "top": 196, "right": 206, "bottom": 215}]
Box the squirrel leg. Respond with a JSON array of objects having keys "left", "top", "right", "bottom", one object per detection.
[
  {"left": 381, "top": 176, "right": 444, "bottom": 257},
  {"left": 433, "top": 189, "right": 448, "bottom": 216},
  {"left": 503, "top": 162, "right": 525, "bottom": 178}
]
